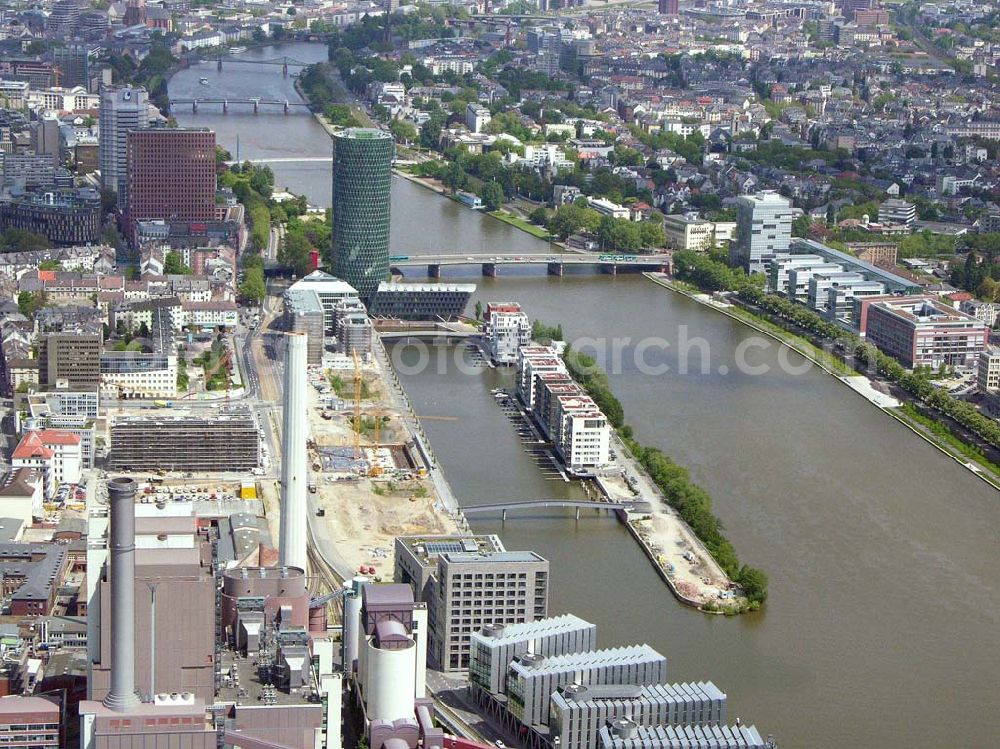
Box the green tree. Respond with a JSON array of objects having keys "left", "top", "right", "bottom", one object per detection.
[
  {"left": 474, "top": 300, "right": 483, "bottom": 320},
  {"left": 528, "top": 207, "right": 549, "bottom": 225},
  {"left": 480, "top": 181, "right": 505, "bottom": 211},
  {"left": 389, "top": 119, "right": 418, "bottom": 145},
  {"left": 792, "top": 215, "right": 813, "bottom": 237},
  {"left": 163, "top": 251, "right": 192, "bottom": 275},
  {"left": 0, "top": 229, "right": 52, "bottom": 253},
  {"left": 17, "top": 291, "right": 46, "bottom": 319},
  {"left": 279, "top": 231, "right": 314, "bottom": 278},
  {"left": 239, "top": 266, "right": 267, "bottom": 304}
]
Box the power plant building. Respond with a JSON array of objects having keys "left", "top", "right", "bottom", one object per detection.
[
  {"left": 469, "top": 615, "right": 597, "bottom": 697},
  {"left": 331, "top": 129, "right": 394, "bottom": 303},
  {"left": 109, "top": 409, "right": 260, "bottom": 471},
  {"left": 550, "top": 682, "right": 729, "bottom": 749}
]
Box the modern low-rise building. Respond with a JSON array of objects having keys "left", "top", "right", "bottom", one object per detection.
[
  {"left": 863, "top": 297, "right": 987, "bottom": 369},
  {"left": 507, "top": 645, "right": 667, "bottom": 729},
  {"left": 370, "top": 282, "right": 475, "bottom": 321},
  {"left": 807, "top": 272, "right": 866, "bottom": 313},
  {"left": 287, "top": 271, "right": 360, "bottom": 332},
  {"left": 0, "top": 190, "right": 102, "bottom": 246},
  {"left": 551, "top": 682, "right": 729, "bottom": 749},
  {"left": 469, "top": 615, "right": 597, "bottom": 697},
  {"left": 598, "top": 719, "right": 766, "bottom": 749}
]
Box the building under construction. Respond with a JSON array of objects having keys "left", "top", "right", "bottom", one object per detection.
[{"left": 108, "top": 408, "right": 260, "bottom": 471}]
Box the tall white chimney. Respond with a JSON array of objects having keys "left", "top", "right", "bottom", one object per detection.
[
  {"left": 279, "top": 333, "right": 308, "bottom": 571},
  {"left": 103, "top": 477, "right": 140, "bottom": 711}
]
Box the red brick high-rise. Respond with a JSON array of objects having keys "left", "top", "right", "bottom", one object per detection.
[
  {"left": 126, "top": 128, "right": 216, "bottom": 244},
  {"left": 659, "top": 0, "right": 678, "bottom": 14}
]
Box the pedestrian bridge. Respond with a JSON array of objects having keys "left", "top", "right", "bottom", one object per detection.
[
  {"left": 463, "top": 499, "right": 651, "bottom": 519},
  {"left": 391, "top": 253, "right": 671, "bottom": 278}
]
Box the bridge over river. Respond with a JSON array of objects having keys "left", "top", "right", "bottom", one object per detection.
[
  {"left": 462, "top": 499, "right": 651, "bottom": 520},
  {"left": 392, "top": 252, "right": 671, "bottom": 278}
]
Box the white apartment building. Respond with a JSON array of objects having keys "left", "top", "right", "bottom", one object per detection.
[
  {"left": 483, "top": 303, "right": 531, "bottom": 365},
  {"left": 12, "top": 429, "right": 82, "bottom": 499},
  {"left": 877, "top": 199, "right": 916, "bottom": 226},
  {"left": 101, "top": 352, "right": 178, "bottom": 399},
  {"left": 182, "top": 301, "right": 239, "bottom": 328},
  {"left": 466, "top": 103, "right": 492, "bottom": 134},
  {"left": 587, "top": 197, "right": 630, "bottom": 220},
  {"left": 558, "top": 401, "right": 611, "bottom": 472},
  {"left": 662, "top": 214, "right": 714, "bottom": 251},
  {"left": 825, "top": 280, "right": 885, "bottom": 322}
]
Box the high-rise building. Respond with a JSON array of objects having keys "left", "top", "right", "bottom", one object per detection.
[
  {"left": 126, "top": 127, "right": 216, "bottom": 244},
  {"left": 52, "top": 44, "right": 92, "bottom": 89},
  {"left": 38, "top": 332, "right": 102, "bottom": 389},
  {"left": 48, "top": 0, "right": 81, "bottom": 38},
  {"left": 98, "top": 85, "right": 148, "bottom": 208},
  {"left": 658, "top": 0, "right": 678, "bottom": 14},
  {"left": 331, "top": 128, "right": 393, "bottom": 304},
  {"left": 730, "top": 192, "right": 796, "bottom": 275}
]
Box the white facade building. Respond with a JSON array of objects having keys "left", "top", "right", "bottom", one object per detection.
[
  {"left": 466, "top": 103, "right": 492, "bottom": 134},
  {"left": 483, "top": 303, "right": 531, "bottom": 365},
  {"left": 730, "top": 191, "right": 796, "bottom": 275}
]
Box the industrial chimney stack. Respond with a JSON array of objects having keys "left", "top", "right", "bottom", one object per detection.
[
  {"left": 103, "top": 477, "right": 140, "bottom": 711},
  {"left": 279, "top": 333, "right": 308, "bottom": 571}
]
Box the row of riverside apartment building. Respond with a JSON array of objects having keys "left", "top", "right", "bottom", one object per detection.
[{"left": 515, "top": 346, "right": 612, "bottom": 476}]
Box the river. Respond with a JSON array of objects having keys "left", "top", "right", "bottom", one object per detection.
[{"left": 171, "top": 43, "right": 1000, "bottom": 749}]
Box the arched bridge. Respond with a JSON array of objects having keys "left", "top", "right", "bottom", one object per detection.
[
  {"left": 197, "top": 55, "right": 312, "bottom": 76},
  {"left": 463, "top": 499, "right": 651, "bottom": 520},
  {"left": 391, "top": 253, "right": 671, "bottom": 278}
]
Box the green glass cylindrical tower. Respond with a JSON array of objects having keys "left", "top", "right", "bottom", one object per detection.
[{"left": 331, "top": 128, "right": 394, "bottom": 304}]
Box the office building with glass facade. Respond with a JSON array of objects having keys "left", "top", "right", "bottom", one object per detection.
[{"left": 331, "top": 128, "right": 393, "bottom": 303}]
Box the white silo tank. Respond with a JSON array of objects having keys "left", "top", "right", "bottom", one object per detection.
[
  {"left": 366, "top": 639, "right": 416, "bottom": 722},
  {"left": 342, "top": 577, "right": 365, "bottom": 674}
]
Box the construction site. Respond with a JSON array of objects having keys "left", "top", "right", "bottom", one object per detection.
[{"left": 252, "top": 331, "right": 461, "bottom": 591}]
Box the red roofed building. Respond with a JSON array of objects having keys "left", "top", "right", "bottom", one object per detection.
[{"left": 12, "top": 430, "right": 82, "bottom": 500}]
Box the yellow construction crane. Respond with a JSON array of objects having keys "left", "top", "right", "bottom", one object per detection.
[
  {"left": 369, "top": 408, "right": 383, "bottom": 477},
  {"left": 352, "top": 348, "right": 362, "bottom": 459}
]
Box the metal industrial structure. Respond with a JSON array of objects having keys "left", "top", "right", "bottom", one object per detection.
[{"left": 102, "top": 477, "right": 140, "bottom": 711}]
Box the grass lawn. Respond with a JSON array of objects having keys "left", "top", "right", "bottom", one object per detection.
[{"left": 488, "top": 209, "right": 552, "bottom": 240}]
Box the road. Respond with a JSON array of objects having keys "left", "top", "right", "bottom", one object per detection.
[{"left": 425, "top": 671, "right": 519, "bottom": 748}]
